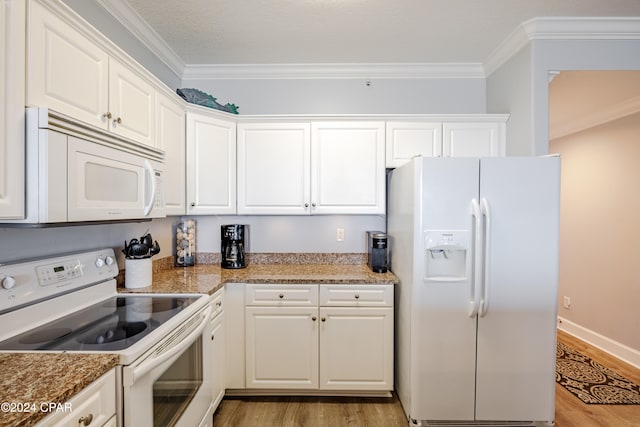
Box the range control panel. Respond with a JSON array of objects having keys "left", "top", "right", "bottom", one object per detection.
[{"left": 0, "top": 249, "right": 118, "bottom": 313}]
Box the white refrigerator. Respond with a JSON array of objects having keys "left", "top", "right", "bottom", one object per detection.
[{"left": 388, "top": 156, "right": 560, "bottom": 426}]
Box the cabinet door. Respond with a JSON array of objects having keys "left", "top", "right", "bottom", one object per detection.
[
  {"left": 108, "top": 59, "right": 155, "bottom": 146},
  {"left": 386, "top": 122, "right": 442, "bottom": 167},
  {"left": 186, "top": 113, "right": 236, "bottom": 215},
  {"left": 442, "top": 122, "right": 505, "bottom": 157},
  {"left": 210, "top": 312, "right": 225, "bottom": 409},
  {"left": 0, "top": 0, "right": 25, "bottom": 219},
  {"left": 245, "top": 306, "right": 319, "bottom": 389},
  {"left": 237, "top": 123, "right": 311, "bottom": 215},
  {"left": 27, "top": 0, "right": 109, "bottom": 130},
  {"left": 157, "top": 93, "right": 186, "bottom": 215},
  {"left": 319, "top": 307, "right": 393, "bottom": 391},
  {"left": 311, "top": 122, "right": 385, "bottom": 214}
]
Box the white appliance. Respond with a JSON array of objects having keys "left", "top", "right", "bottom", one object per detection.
[
  {"left": 2, "top": 108, "right": 165, "bottom": 225},
  {"left": 388, "top": 156, "right": 560, "bottom": 426},
  {"left": 0, "top": 249, "right": 213, "bottom": 427}
]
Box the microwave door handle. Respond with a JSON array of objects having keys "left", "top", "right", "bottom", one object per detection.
[
  {"left": 125, "top": 307, "right": 211, "bottom": 386},
  {"left": 143, "top": 160, "right": 156, "bottom": 216}
]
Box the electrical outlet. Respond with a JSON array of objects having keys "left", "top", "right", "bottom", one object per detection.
[
  {"left": 336, "top": 227, "right": 345, "bottom": 242},
  {"left": 563, "top": 296, "right": 571, "bottom": 309}
]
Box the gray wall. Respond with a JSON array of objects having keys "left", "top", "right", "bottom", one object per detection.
[
  {"left": 181, "top": 77, "right": 487, "bottom": 115},
  {"left": 487, "top": 46, "right": 533, "bottom": 156}
]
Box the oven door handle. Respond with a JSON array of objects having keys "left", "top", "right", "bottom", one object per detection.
[{"left": 124, "top": 306, "right": 211, "bottom": 386}]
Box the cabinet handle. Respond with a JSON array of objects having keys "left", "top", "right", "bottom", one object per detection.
[
  {"left": 113, "top": 117, "right": 122, "bottom": 125},
  {"left": 102, "top": 112, "right": 112, "bottom": 119},
  {"left": 278, "top": 293, "right": 284, "bottom": 299},
  {"left": 321, "top": 317, "right": 326, "bottom": 322},
  {"left": 78, "top": 413, "right": 94, "bottom": 426},
  {"left": 312, "top": 316, "right": 317, "bottom": 321},
  {"left": 355, "top": 294, "right": 360, "bottom": 299}
]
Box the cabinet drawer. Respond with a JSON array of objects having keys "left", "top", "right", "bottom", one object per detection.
[
  {"left": 210, "top": 288, "right": 225, "bottom": 319},
  {"left": 319, "top": 285, "right": 393, "bottom": 307},
  {"left": 36, "top": 369, "right": 115, "bottom": 426},
  {"left": 245, "top": 284, "right": 318, "bottom": 306}
]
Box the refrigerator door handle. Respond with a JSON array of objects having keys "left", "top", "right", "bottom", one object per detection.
[
  {"left": 469, "top": 198, "right": 482, "bottom": 317},
  {"left": 479, "top": 197, "right": 492, "bottom": 317}
]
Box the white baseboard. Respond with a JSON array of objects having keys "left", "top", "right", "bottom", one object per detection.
[{"left": 557, "top": 316, "right": 640, "bottom": 369}]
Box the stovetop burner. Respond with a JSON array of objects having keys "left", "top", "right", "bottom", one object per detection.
[{"left": 0, "top": 295, "right": 200, "bottom": 352}]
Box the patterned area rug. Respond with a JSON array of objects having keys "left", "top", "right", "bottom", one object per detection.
[{"left": 556, "top": 341, "right": 640, "bottom": 404}]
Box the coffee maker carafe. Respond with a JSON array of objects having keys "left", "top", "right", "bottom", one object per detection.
[{"left": 221, "top": 224, "right": 246, "bottom": 269}]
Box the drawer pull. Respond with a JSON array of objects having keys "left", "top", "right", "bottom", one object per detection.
[
  {"left": 78, "top": 413, "right": 94, "bottom": 426},
  {"left": 279, "top": 294, "right": 284, "bottom": 299},
  {"left": 355, "top": 294, "right": 360, "bottom": 299}
]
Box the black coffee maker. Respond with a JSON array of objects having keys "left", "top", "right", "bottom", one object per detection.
[{"left": 221, "top": 224, "right": 246, "bottom": 269}]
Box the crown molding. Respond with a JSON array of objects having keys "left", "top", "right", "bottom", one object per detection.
[
  {"left": 96, "top": 0, "right": 185, "bottom": 78},
  {"left": 485, "top": 17, "right": 640, "bottom": 76},
  {"left": 550, "top": 94, "right": 640, "bottom": 140},
  {"left": 181, "top": 63, "right": 486, "bottom": 80}
]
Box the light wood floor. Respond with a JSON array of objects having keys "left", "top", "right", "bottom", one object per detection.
[{"left": 213, "top": 331, "right": 640, "bottom": 426}]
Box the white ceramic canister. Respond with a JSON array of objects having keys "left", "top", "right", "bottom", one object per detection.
[{"left": 124, "top": 258, "right": 152, "bottom": 289}]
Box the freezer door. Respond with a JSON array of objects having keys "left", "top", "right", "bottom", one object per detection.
[
  {"left": 475, "top": 157, "right": 560, "bottom": 422},
  {"left": 412, "top": 157, "right": 479, "bottom": 421}
]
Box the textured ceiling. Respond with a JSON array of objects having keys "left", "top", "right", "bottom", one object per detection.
[{"left": 122, "top": 0, "right": 640, "bottom": 65}]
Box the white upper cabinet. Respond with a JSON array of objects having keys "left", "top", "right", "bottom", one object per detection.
[
  {"left": 238, "top": 121, "right": 385, "bottom": 215},
  {"left": 237, "top": 122, "right": 311, "bottom": 215},
  {"left": 27, "top": 0, "right": 109, "bottom": 129},
  {"left": 107, "top": 59, "right": 155, "bottom": 146},
  {"left": 386, "top": 122, "right": 442, "bottom": 168},
  {"left": 0, "top": 0, "right": 26, "bottom": 219},
  {"left": 156, "top": 92, "right": 186, "bottom": 215},
  {"left": 186, "top": 111, "right": 237, "bottom": 215},
  {"left": 442, "top": 122, "right": 505, "bottom": 157},
  {"left": 311, "top": 122, "right": 385, "bottom": 215},
  {"left": 27, "top": 0, "right": 155, "bottom": 147},
  {"left": 386, "top": 117, "right": 507, "bottom": 167}
]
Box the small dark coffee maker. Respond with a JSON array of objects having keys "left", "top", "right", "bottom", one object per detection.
[{"left": 221, "top": 224, "right": 246, "bottom": 269}]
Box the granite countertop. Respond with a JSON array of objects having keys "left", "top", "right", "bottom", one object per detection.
[
  {"left": 118, "top": 259, "right": 398, "bottom": 295},
  {"left": 0, "top": 353, "right": 119, "bottom": 427}
]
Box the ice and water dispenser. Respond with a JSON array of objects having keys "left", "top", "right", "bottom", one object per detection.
[{"left": 424, "top": 230, "right": 469, "bottom": 281}]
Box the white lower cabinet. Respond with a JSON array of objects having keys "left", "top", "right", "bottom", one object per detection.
[
  {"left": 209, "top": 289, "right": 226, "bottom": 409},
  {"left": 244, "top": 284, "right": 393, "bottom": 392},
  {"left": 319, "top": 306, "right": 393, "bottom": 390},
  {"left": 35, "top": 369, "right": 116, "bottom": 426},
  {"left": 246, "top": 306, "right": 319, "bottom": 389}
]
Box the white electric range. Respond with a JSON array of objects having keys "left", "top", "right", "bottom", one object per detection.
[{"left": 0, "top": 248, "right": 213, "bottom": 427}]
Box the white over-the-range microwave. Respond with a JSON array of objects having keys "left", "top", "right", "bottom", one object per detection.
[{"left": 3, "top": 108, "right": 166, "bottom": 225}]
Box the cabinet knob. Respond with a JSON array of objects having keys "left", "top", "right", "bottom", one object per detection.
[
  {"left": 216, "top": 301, "right": 222, "bottom": 307},
  {"left": 355, "top": 294, "right": 360, "bottom": 299},
  {"left": 278, "top": 293, "right": 284, "bottom": 299},
  {"left": 311, "top": 202, "right": 317, "bottom": 208},
  {"left": 113, "top": 117, "right": 122, "bottom": 125},
  {"left": 78, "top": 413, "right": 94, "bottom": 426},
  {"left": 312, "top": 316, "right": 317, "bottom": 321},
  {"left": 211, "top": 334, "right": 215, "bottom": 341},
  {"left": 321, "top": 317, "right": 326, "bottom": 322},
  {"left": 190, "top": 202, "right": 196, "bottom": 207},
  {"left": 304, "top": 203, "right": 309, "bottom": 208},
  {"left": 102, "top": 112, "right": 112, "bottom": 119}
]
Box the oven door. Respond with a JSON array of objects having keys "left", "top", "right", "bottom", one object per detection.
[{"left": 122, "top": 305, "right": 212, "bottom": 427}]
